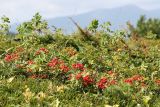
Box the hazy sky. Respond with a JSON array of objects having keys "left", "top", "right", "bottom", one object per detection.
[{"left": 0, "top": 0, "right": 160, "bottom": 23}]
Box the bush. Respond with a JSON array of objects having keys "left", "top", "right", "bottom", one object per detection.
[
  {"left": 0, "top": 14, "right": 160, "bottom": 107},
  {"left": 128, "top": 15, "right": 160, "bottom": 39}
]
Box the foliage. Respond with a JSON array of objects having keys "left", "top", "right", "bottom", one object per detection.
[
  {"left": 17, "top": 13, "right": 49, "bottom": 35},
  {"left": 0, "top": 16, "right": 10, "bottom": 35},
  {"left": 128, "top": 15, "right": 160, "bottom": 39},
  {"left": 88, "top": 19, "right": 99, "bottom": 32},
  {"left": 0, "top": 14, "right": 160, "bottom": 107}
]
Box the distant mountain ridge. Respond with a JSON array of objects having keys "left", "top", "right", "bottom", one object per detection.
[{"left": 11, "top": 5, "right": 160, "bottom": 33}]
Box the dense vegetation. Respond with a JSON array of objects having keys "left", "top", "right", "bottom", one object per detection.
[
  {"left": 128, "top": 15, "right": 160, "bottom": 39},
  {"left": 0, "top": 13, "right": 160, "bottom": 107}
]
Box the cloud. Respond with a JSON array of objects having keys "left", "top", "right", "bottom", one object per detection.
[
  {"left": 0, "top": 0, "right": 159, "bottom": 23},
  {"left": 0, "top": 0, "right": 62, "bottom": 23}
]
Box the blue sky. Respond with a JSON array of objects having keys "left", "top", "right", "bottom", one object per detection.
[{"left": 0, "top": 0, "right": 160, "bottom": 23}]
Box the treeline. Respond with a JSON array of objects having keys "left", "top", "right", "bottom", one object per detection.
[{"left": 128, "top": 15, "right": 160, "bottom": 39}]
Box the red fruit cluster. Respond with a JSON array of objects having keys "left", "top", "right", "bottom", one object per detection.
[
  {"left": 124, "top": 75, "right": 144, "bottom": 85},
  {"left": 35, "top": 48, "right": 49, "bottom": 55},
  {"left": 97, "top": 77, "right": 107, "bottom": 89},
  {"left": 47, "top": 57, "right": 70, "bottom": 73},
  {"left": 47, "top": 57, "right": 59, "bottom": 68},
  {"left": 124, "top": 78, "right": 133, "bottom": 85},
  {"left": 75, "top": 72, "right": 117, "bottom": 89},
  {"left": 4, "top": 53, "right": 19, "bottom": 62},
  {"left": 60, "top": 64, "right": 70, "bottom": 73},
  {"left": 27, "top": 60, "right": 35, "bottom": 65},
  {"left": 75, "top": 72, "right": 83, "bottom": 80},
  {"left": 82, "top": 75, "right": 94, "bottom": 86},
  {"left": 132, "top": 75, "right": 144, "bottom": 81},
  {"left": 72, "top": 63, "right": 84, "bottom": 71}
]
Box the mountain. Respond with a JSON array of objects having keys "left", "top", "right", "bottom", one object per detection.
[{"left": 11, "top": 5, "right": 160, "bottom": 33}]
